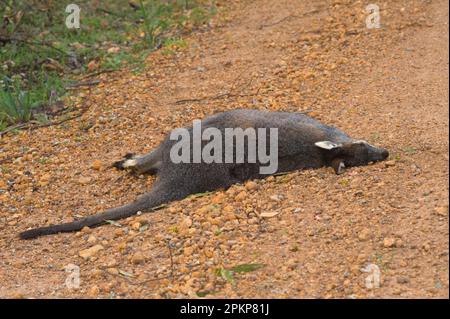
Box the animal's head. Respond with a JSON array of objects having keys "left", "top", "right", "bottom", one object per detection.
[{"left": 315, "top": 140, "right": 389, "bottom": 174}]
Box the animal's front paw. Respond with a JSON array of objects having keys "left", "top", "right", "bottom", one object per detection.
[{"left": 112, "top": 153, "right": 136, "bottom": 170}]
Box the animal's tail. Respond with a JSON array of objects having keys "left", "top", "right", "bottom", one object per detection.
[{"left": 19, "top": 183, "right": 172, "bottom": 240}]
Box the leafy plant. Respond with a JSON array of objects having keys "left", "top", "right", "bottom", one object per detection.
[
  {"left": 215, "top": 263, "right": 265, "bottom": 285},
  {"left": 196, "top": 289, "right": 217, "bottom": 297},
  {"left": 220, "top": 268, "right": 235, "bottom": 284},
  {"left": 0, "top": 0, "right": 216, "bottom": 131},
  {"left": 190, "top": 7, "right": 211, "bottom": 25},
  {"left": 139, "top": 0, "right": 172, "bottom": 49},
  {"left": 231, "top": 263, "right": 265, "bottom": 273},
  {"left": 0, "top": 80, "right": 36, "bottom": 126}
]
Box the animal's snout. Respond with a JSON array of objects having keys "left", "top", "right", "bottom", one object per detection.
[{"left": 367, "top": 145, "right": 389, "bottom": 162}]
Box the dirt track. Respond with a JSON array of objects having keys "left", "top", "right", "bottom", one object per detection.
[{"left": 0, "top": 0, "right": 448, "bottom": 298}]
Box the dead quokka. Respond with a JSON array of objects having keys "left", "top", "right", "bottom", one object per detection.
[{"left": 20, "top": 109, "right": 389, "bottom": 239}]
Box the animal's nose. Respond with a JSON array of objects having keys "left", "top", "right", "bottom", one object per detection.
[{"left": 382, "top": 149, "right": 389, "bottom": 159}]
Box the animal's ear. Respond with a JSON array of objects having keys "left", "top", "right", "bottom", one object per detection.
[{"left": 314, "top": 141, "right": 342, "bottom": 150}]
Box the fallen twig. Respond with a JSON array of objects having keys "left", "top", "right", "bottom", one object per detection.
[
  {"left": 65, "top": 80, "right": 100, "bottom": 90},
  {"left": 29, "top": 111, "right": 86, "bottom": 130},
  {"left": 116, "top": 239, "right": 176, "bottom": 287},
  {"left": 175, "top": 67, "right": 258, "bottom": 105},
  {"left": 259, "top": 14, "right": 300, "bottom": 29},
  {"left": 166, "top": 239, "right": 175, "bottom": 281},
  {"left": 0, "top": 36, "right": 71, "bottom": 56},
  {"left": 0, "top": 107, "right": 89, "bottom": 137},
  {"left": 258, "top": 9, "right": 322, "bottom": 29},
  {"left": 80, "top": 69, "right": 117, "bottom": 80},
  {"left": 175, "top": 93, "right": 227, "bottom": 105},
  {"left": 0, "top": 123, "right": 29, "bottom": 137},
  {"left": 175, "top": 91, "right": 259, "bottom": 105},
  {"left": 95, "top": 7, "right": 125, "bottom": 18}
]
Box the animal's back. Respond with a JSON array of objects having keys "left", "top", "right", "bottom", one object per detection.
[
  {"left": 156, "top": 109, "right": 353, "bottom": 191},
  {"left": 159, "top": 109, "right": 352, "bottom": 164},
  {"left": 200, "top": 109, "right": 351, "bottom": 142}
]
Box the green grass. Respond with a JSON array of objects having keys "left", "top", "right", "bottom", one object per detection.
[
  {"left": 230, "top": 263, "right": 265, "bottom": 273},
  {"left": 214, "top": 263, "right": 266, "bottom": 287},
  {"left": 0, "top": 79, "right": 35, "bottom": 127},
  {"left": 0, "top": 0, "right": 216, "bottom": 130},
  {"left": 0, "top": 165, "right": 11, "bottom": 174}
]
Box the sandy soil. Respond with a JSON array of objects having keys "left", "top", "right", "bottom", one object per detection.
[{"left": 0, "top": 0, "right": 448, "bottom": 298}]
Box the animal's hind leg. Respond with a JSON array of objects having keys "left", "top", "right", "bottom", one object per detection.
[{"left": 113, "top": 149, "right": 162, "bottom": 175}]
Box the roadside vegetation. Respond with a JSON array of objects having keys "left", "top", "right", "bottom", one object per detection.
[{"left": 0, "top": 0, "right": 216, "bottom": 132}]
